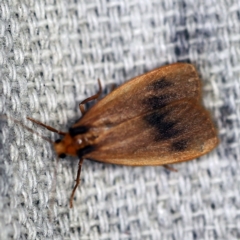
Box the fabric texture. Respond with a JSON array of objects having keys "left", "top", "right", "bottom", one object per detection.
[{"left": 0, "top": 0, "right": 240, "bottom": 239}]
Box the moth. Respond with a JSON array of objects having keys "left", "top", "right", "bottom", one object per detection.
[{"left": 25, "top": 63, "right": 218, "bottom": 207}]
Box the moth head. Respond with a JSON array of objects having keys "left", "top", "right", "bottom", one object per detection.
[
  {"left": 54, "top": 139, "right": 66, "bottom": 158},
  {"left": 54, "top": 134, "right": 77, "bottom": 158}
]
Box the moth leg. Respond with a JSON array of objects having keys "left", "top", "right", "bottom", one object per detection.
[
  {"left": 70, "top": 158, "right": 84, "bottom": 208},
  {"left": 163, "top": 165, "right": 178, "bottom": 172},
  {"left": 79, "top": 79, "right": 102, "bottom": 114},
  {"left": 27, "top": 117, "right": 66, "bottom": 135}
]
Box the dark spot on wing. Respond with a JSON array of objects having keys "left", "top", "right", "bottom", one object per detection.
[
  {"left": 151, "top": 77, "right": 172, "bottom": 90},
  {"left": 144, "top": 111, "right": 182, "bottom": 141},
  {"left": 171, "top": 139, "right": 188, "bottom": 152},
  {"left": 77, "top": 145, "right": 95, "bottom": 158},
  {"left": 143, "top": 94, "right": 174, "bottom": 110},
  {"left": 69, "top": 126, "right": 88, "bottom": 137}
]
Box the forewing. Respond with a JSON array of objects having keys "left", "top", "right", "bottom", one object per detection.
[
  {"left": 83, "top": 100, "right": 218, "bottom": 166},
  {"left": 76, "top": 63, "right": 201, "bottom": 128}
]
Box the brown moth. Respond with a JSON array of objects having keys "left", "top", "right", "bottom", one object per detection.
[{"left": 26, "top": 63, "right": 218, "bottom": 207}]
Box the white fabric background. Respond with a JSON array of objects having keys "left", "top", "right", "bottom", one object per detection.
[{"left": 0, "top": 0, "right": 240, "bottom": 239}]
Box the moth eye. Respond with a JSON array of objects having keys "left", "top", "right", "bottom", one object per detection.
[
  {"left": 55, "top": 139, "right": 61, "bottom": 143},
  {"left": 59, "top": 153, "right": 66, "bottom": 159}
]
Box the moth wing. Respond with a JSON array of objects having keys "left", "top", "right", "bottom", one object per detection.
[
  {"left": 83, "top": 100, "right": 218, "bottom": 166},
  {"left": 76, "top": 63, "right": 201, "bottom": 128}
]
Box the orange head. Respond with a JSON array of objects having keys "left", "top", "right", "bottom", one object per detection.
[{"left": 54, "top": 134, "right": 79, "bottom": 158}]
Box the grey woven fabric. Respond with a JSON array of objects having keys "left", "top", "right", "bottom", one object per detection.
[{"left": 0, "top": 0, "right": 239, "bottom": 239}]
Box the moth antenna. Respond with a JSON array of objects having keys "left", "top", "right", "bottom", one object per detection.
[
  {"left": 27, "top": 117, "right": 67, "bottom": 136},
  {"left": 79, "top": 79, "right": 102, "bottom": 114},
  {"left": 1, "top": 115, "right": 54, "bottom": 144},
  {"left": 70, "top": 158, "right": 84, "bottom": 208}
]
